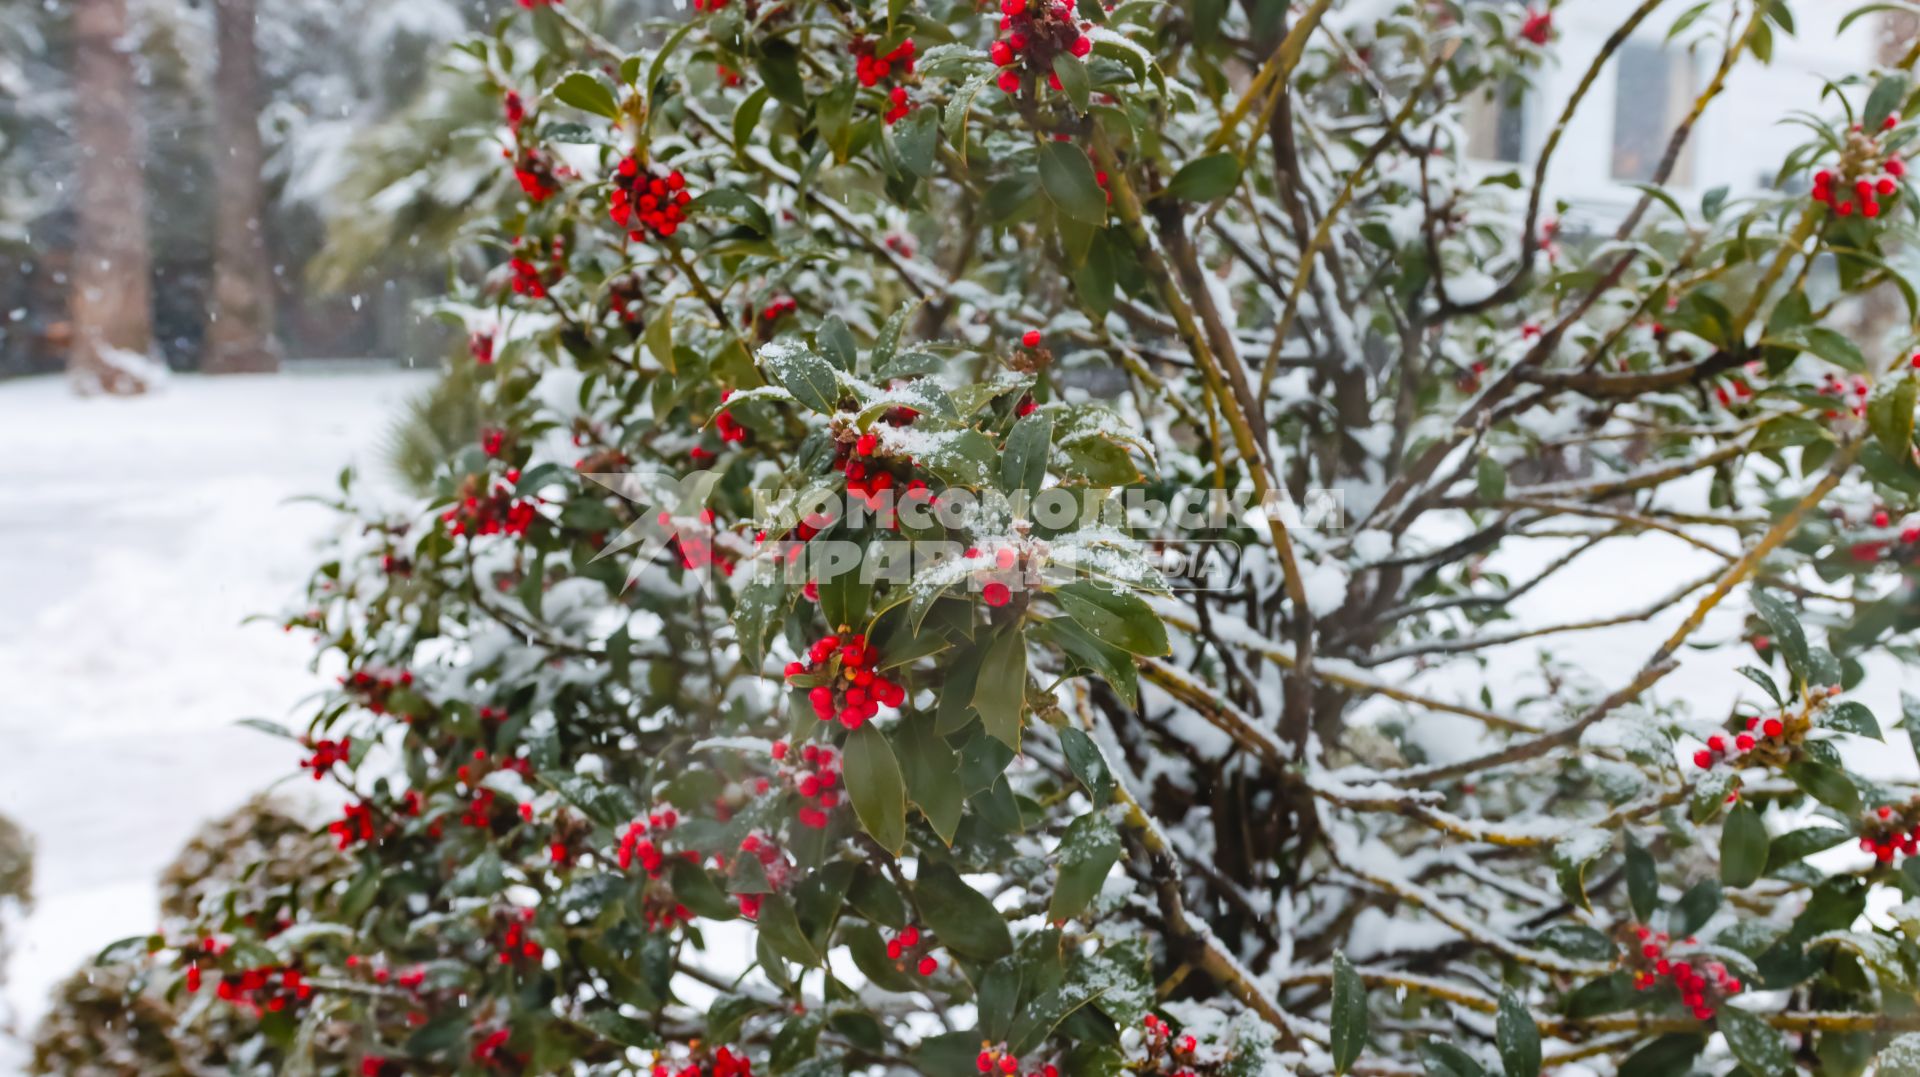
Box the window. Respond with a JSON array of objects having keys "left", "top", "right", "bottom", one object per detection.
[
  {"left": 1611, "top": 43, "right": 1696, "bottom": 184},
  {"left": 1464, "top": 80, "right": 1530, "bottom": 164}
]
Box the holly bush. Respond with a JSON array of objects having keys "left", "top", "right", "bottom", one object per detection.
[{"left": 81, "top": 0, "right": 1920, "bottom": 1074}]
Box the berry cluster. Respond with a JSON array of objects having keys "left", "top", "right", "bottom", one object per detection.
[
  {"left": 771, "top": 741, "right": 843, "bottom": 828},
  {"left": 1518, "top": 8, "right": 1552, "bottom": 45},
  {"left": 661, "top": 507, "right": 739, "bottom": 576},
  {"left": 786, "top": 633, "right": 907, "bottom": 730},
  {"left": 441, "top": 479, "right": 539, "bottom": 539},
  {"left": 468, "top": 329, "right": 497, "bottom": 365},
  {"left": 345, "top": 953, "right": 428, "bottom": 992},
  {"left": 610, "top": 158, "right": 693, "bottom": 240},
  {"left": 969, "top": 546, "right": 1023, "bottom": 607},
  {"left": 507, "top": 146, "right": 561, "bottom": 203},
  {"left": 461, "top": 788, "right": 499, "bottom": 829},
  {"left": 714, "top": 391, "right": 751, "bottom": 445},
  {"left": 651, "top": 1045, "right": 755, "bottom": 1077},
  {"left": 760, "top": 297, "right": 799, "bottom": 322},
  {"left": 885, "top": 924, "right": 940, "bottom": 977},
  {"left": 299, "top": 737, "right": 351, "bottom": 780},
  {"left": 1628, "top": 926, "right": 1744, "bottom": 1021},
  {"left": 1692, "top": 685, "right": 1840, "bottom": 770},
  {"left": 734, "top": 832, "right": 794, "bottom": 918},
  {"left": 976, "top": 1046, "right": 1054, "bottom": 1077},
  {"left": 988, "top": 0, "right": 1091, "bottom": 95},
  {"left": 1817, "top": 371, "right": 1870, "bottom": 420},
  {"left": 341, "top": 668, "right": 412, "bottom": 715},
  {"left": 204, "top": 966, "right": 314, "bottom": 1015},
  {"left": 329, "top": 801, "right": 377, "bottom": 849},
  {"left": 1135, "top": 1014, "right": 1199, "bottom": 1077},
  {"left": 1859, "top": 799, "right": 1920, "bottom": 863},
  {"left": 508, "top": 236, "right": 565, "bottom": 298},
  {"left": 473, "top": 1027, "right": 519, "bottom": 1068},
  {"left": 852, "top": 37, "right": 918, "bottom": 124},
  {"left": 495, "top": 907, "right": 544, "bottom": 965},
  {"left": 618, "top": 807, "right": 695, "bottom": 876},
  {"left": 836, "top": 408, "right": 931, "bottom": 525},
  {"left": 1811, "top": 122, "right": 1905, "bottom": 218}
]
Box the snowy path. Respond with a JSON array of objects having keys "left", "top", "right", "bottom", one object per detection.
[{"left": 0, "top": 369, "right": 430, "bottom": 1068}]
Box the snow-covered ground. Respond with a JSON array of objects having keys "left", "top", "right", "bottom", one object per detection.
[{"left": 0, "top": 368, "right": 431, "bottom": 1069}]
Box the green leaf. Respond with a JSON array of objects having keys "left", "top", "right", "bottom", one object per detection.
[
  {"left": 1619, "top": 1034, "right": 1707, "bottom": 1077},
  {"left": 1036, "top": 617, "right": 1139, "bottom": 708},
  {"left": 1550, "top": 830, "right": 1609, "bottom": 910},
  {"left": 670, "top": 861, "right": 741, "bottom": 922},
  {"left": 1766, "top": 825, "right": 1850, "bottom": 872},
  {"left": 818, "top": 315, "right": 857, "bottom": 371},
  {"left": 893, "top": 106, "right": 940, "bottom": 179},
  {"left": 553, "top": 71, "right": 620, "bottom": 118},
  {"left": 892, "top": 714, "right": 963, "bottom": 843},
  {"left": 1786, "top": 758, "right": 1861, "bottom": 813},
  {"left": 1532, "top": 924, "right": 1617, "bottom": 961},
  {"left": 1475, "top": 456, "right": 1507, "bottom": 502},
  {"left": 973, "top": 626, "right": 1029, "bottom": 749},
  {"left": 709, "top": 994, "right": 776, "bottom": 1043},
  {"left": 1765, "top": 326, "right": 1867, "bottom": 372},
  {"left": 1052, "top": 54, "right": 1091, "bottom": 112},
  {"left": 1866, "top": 75, "right": 1910, "bottom": 131},
  {"left": 1038, "top": 141, "right": 1109, "bottom": 226},
  {"left": 755, "top": 891, "right": 819, "bottom": 967},
  {"left": 575, "top": 1009, "right": 664, "bottom": 1049},
  {"left": 1162, "top": 153, "right": 1242, "bottom": 203},
  {"left": 1720, "top": 1006, "right": 1791, "bottom": 1077},
  {"left": 1054, "top": 581, "right": 1169, "bottom": 656},
  {"left": 756, "top": 40, "right": 807, "bottom": 108},
  {"left": 1057, "top": 726, "right": 1114, "bottom": 808},
  {"left": 944, "top": 73, "right": 994, "bottom": 163},
  {"left": 1417, "top": 1041, "right": 1487, "bottom": 1077},
  {"left": 1721, "top": 801, "right": 1769, "bottom": 888},
  {"left": 1625, "top": 833, "right": 1660, "bottom": 921},
  {"left": 733, "top": 575, "right": 792, "bottom": 667},
  {"left": 844, "top": 723, "right": 908, "bottom": 854},
  {"left": 915, "top": 862, "right": 1012, "bottom": 960},
  {"left": 762, "top": 340, "right": 841, "bottom": 414},
  {"left": 1750, "top": 414, "right": 1832, "bottom": 451},
  {"left": 1495, "top": 988, "right": 1540, "bottom": 1077},
  {"left": 1868, "top": 376, "right": 1918, "bottom": 463},
  {"left": 1001, "top": 413, "right": 1053, "bottom": 496},
  {"left": 1330, "top": 952, "right": 1367, "bottom": 1074},
  {"left": 733, "top": 86, "right": 771, "bottom": 157},
  {"left": 690, "top": 189, "right": 773, "bottom": 238},
  {"left": 1739, "top": 665, "right": 1784, "bottom": 706},
  {"left": 1821, "top": 700, "right": 1882, "bottom": 739},
  {"left": 1048, "top": 811, "right": 1122, "bottom": 922},
  {"left": 1671, "top": 879, "right": 1721, "bottom": 937},
  {"left": 1750, "top": 590, "right": 1809, "bottom": 686}
]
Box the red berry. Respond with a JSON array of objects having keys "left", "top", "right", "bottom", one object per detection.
[{"left": 1021, "top": 330, "right": 1042, "bottom": 348}]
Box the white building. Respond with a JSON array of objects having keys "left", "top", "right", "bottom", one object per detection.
[{"left": 1468, "top": 0, "right": 1894, "bottom": 224}]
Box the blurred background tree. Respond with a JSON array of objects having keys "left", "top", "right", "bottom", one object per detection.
[{"left": 0, "top": 0, "right": 508, "bottom": 383}]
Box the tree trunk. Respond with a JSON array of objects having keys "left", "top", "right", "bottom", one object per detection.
[
  {"left": 203, "top": 0, "right": 280, "bottom": 374},
  {"left": 69, "top": 0, "right": 155, "bottom": 395}
]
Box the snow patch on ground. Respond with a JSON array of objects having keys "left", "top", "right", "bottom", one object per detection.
[{"left": 0, "top": 369, "right": 430, "bottom": 1068}]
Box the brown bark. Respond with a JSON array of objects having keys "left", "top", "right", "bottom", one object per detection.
[
  {"left": 69, "top": 0, "right": 154, "bottom": 395},
  {"left": 203, "top": 0, "right": 280, "bottom": 374}
]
